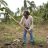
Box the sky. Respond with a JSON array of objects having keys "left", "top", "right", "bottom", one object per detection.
[{"left": 4, "top": 0, "right": 48, "bottom": 12}]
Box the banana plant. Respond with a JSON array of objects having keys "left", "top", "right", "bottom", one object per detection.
[{"left": 0, "top": 0, "right": 8, "bottom": 8}]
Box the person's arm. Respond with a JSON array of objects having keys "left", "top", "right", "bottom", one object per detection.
[
  {"left": 29, "top": 16, "right": 33, "bottom": 30},
  {"left": 19, "top": 16, "right": 28, "bottom": 31}
]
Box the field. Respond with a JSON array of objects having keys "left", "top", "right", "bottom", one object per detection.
[{"left": 0, "top": 22, "right": 48, "bottom": 48}]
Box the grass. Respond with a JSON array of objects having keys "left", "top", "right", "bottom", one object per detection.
[{"left": 0, "top": 23, "right": 47, "bottom": 45}]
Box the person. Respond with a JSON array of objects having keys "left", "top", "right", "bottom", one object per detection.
[{"left": 20, "top": 10, "right": 34, "bottom": 45}]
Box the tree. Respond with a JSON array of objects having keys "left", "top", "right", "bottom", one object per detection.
[
  {"left": 0, "top": 0, "right": 14, "bottom": 23},
  {"left": 5, "top": 7, "right": 14, "bottom": 16},
  {"left": 0, "top": 0, "right": 8, "bottom": 22},
  {"left": 33, "top": 2, "right": 48, "bottom": 24},
  {"left": 21, "top": 0, "right": 36, "bottom": 14},
  {"left": 0, "top": 0, "right": 8, "bottom": 8},
  {"left": 41, "top": 2, "right": 48, "bottom": 20},
  {"left": 24, "top": 0, "right": 27, "bottom": 10},
  {"left": 15, "top": 8, "right": 20, "bottom": 16},
  {"left": 27, "top": 1, "right": 36, "bottom": 13}
]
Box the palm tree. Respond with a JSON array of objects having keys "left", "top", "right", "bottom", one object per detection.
[
  {"left": 21, "top": 6, "right": 24, "bottom": 15},
  {"left": 27, "top": 1, "right": 36, "bottom": 13},
  {"left": 21, "top": 0, "right": 36, "bottom": 13},
  {"left": 0, "top": 0, "right": 8, "bottom": 8},
  {"left": 0, "top": 0, "right": 8, "bottom": 22},
  {"left": 0, "top": 0, "right": 14, "bottom": 23},
  {"left": 24, "top": 0, "right": 27, "bottom": 10},
  {"left": 21, "top": 6, "right": 24, "bottom": 12},
  {"left": 15, "top": 8, "right": 20, "bottom": 16},
  {"left": 5, "top": 7, "right": 14, "bottom": 16},
  {"left": 0, "top": 7, "right": 14, "bottom": 23},
  {"left": 27, "top": 1, "right": 36, "bottom": 8}
]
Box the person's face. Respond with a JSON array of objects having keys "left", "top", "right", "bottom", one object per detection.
[
  {"left": 24, "top": 12, "right": 27, "bottom": 16},
  {"left": 24, "top": 12, "right": 29, "bottom": 18}
]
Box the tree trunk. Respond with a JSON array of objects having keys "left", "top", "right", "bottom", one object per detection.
[{"left": 0, "top": 2, "right": 1, "bottom": 17}]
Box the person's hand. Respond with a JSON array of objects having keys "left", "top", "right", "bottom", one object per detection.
[
  {"left": 28, "top": 29, "right": 31, "bottom": 31},
  {"left": 24, "top": 28, "right": 28, "bottom": 31},
  {"left": 28, "top": 29, "right": 33, "bottom": 32}
]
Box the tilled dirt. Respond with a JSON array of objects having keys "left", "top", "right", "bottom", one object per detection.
[{"left": 0, "top": 39, "right": 48, "bottom": 48}]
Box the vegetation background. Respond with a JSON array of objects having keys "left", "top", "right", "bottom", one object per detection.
[{"left": 0, "top": 0, "right": 48, "bottom": 48}]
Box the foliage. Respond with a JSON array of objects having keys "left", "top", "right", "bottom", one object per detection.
[
  {"left": 0, "top": 0, "right": 8, "bottom": 7},
  {"left": 31, "top": 2, "right": 48, "bottom": 24}
]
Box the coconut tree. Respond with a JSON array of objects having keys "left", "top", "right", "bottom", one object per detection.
[
  {"left": 24, "top": 0, "right": 27, "bottom": 10},
  {"left": 21, "top": 0, "right": 36, "bottom": 14},
  {"left": 27, "top": 1, "right": 36, "bottom": 13},
  {"left": 0, "top": 0, "right": 8, "bottom": 8},
  {"left": 0, "top": 0, "right": 8, "bottom": 22},
  {"left": 0, "top": 0, "right": 14, "bottom": 23},
  {"left": 15, "top": 8, "right": 20, "bottom": 16},
  {"left": 27, "top": 1, "right": 36, "bottom": 8}
]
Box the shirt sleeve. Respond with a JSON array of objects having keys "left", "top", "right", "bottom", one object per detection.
[{"left": 29, "top": 16, "right": 33, "bottom": 30}]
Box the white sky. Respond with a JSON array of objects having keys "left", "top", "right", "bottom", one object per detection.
[{"left": 4, "top": 0, "right": 48, "bottom": 12}]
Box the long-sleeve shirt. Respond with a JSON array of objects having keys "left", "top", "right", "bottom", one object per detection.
[{"left": 20, "top": 15, "right": 33, "bottom": 30}]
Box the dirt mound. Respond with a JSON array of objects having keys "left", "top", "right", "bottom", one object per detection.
[{"left": 1, "top": 38, "right": 23, "bottom": 48}]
